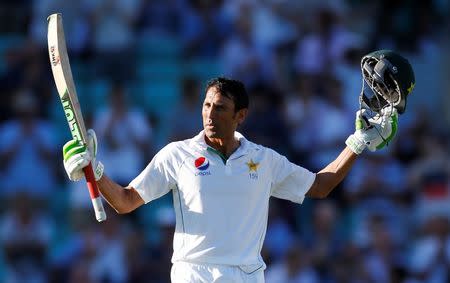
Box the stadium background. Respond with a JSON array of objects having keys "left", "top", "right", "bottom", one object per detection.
[{"left": 0, "top": 0, "right": 449, "bottom": 282}]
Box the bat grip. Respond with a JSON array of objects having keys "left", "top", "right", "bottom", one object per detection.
[
  {"left": 83, "top": 163, "right": 107, "bottom": 222},
  {"left": 360, "top": 114, "right": 373, "bottom": 130}
]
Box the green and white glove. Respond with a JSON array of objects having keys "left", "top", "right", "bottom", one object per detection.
[
  {"left": 346, "top": 108, "right": 398, "bottom": 154},
  {"left": 63, "top": 129, "right": 104, "bottom": 181}
]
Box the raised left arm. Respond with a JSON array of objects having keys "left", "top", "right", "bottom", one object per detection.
[{"left": 306, "top": 108, "right": 398, "bottom": 198}]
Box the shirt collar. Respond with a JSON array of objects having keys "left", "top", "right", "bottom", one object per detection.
[{"left": 189, "top": 130, "right": 256, "bottom": 157}]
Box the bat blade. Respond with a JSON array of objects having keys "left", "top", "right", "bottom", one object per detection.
[{"left": 47, "top": 13, "right": 106, "bottom": 222}]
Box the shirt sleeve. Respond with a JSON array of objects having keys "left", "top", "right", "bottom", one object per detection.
[
  {"left": 269, "top": 149, "right": 316, "bottom": 204},
  {"left": 128, "top": 143, "right": 179, "bottom": 203}
]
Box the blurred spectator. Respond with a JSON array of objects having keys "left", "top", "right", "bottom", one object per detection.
[
  {"left": 223, "top": 0, "right": 300, "bottom": 50},
  {"left": 406, "top": 215, "right": 450, "bottom": 283},
  {"left": 309, "top": 75, "right": 352, "bottom": 169},
  {"left": 167, "top": 77, "right": 203, "bottom": 141},
  {"left": 363, "top": 214, "right": 405, "bottom": 283},
  {"left": 124, "top": 227, "right": 154, "bottom": 283},
  {"left": 0, "top": 46, "right": 23, "bottom": 122},
  {"left": 49, "top": 206, "right": 128, "bottom": 283},
  {"left": 240, "top": 84, "right": 289, "bottom": 154},
  {"left": 0, "top": 0, "right": 29, "bottom": 34},
  {"left": 0, "top": 41, "right": 53, "bottom": 119},
  {"left": 293, "top": 8, "right": 358, "bottom": 76},
  {"left": 29, "top": 0, "right": 90, "bottom": 54},
  {"left": 124, "top": 204, "right": 175, "bottom": 283},
  {"left": 393, "top": 107, "right": 431, "bottom": 165},
  {"left": 145, "top": 205, "right": 175, "bottom": 283},
  {"left": 88, "top": 0, "right": 141, "bottom": 81},
  {"left": 90, "top": 208, "right": 129, "bottom": 283},
  {"left": 178, "top": 0, "right": 230, "bottom": 58},
  {"left": 220, "top": 2, "right": 276, "bottom": 88},
  {"left": 67, "top": 261, "right": 95, "bottom": 283},
  {"left": 264, "top": 200, "right": 296, "bottom": 262},
  {"left": 330, "top": 240, "right": 372, "bottom": 283},
  {"left": 282, "top": 73, "right": 321, "bottom": 167},
  {"left": 282, "top": 74, "right": 351, "bottom": 170},
  {"left": 19, "top": 46, "right": 54, "bottom": 117},
  {"left": 265, "top": 241, "right": 319, "bottom": 283},
  {"left": 369, "top": 0, "right": 441, "bottom": 54},
  {"left": 93, "top": 82, "right": 153, "bottom": 185},
  {"left": 333, "top": 46, "right": 369, "bottom": 113},
  {"left": 408, "top": 133, "right": 450, "bottom": 224},
  {"left": 0, "top": 88, "right": 57, "bottom": 201},
  {"left": 345, "top": 152, "right": 410, "bottom": 248},
  {"left": 48, "top": 207, "right": 100, "bottom": 283},
  {"left": 248, "top": 0, "right": 299, "bottom": 50},
  {"left": 302, "top": 200, "right": 344, "bottom": 281},
  {"left": 0, "top": 192, "right": 53, "bottom": 283},
  {"left": 136, "top": 0, "right": 180, "bottom": 36}
]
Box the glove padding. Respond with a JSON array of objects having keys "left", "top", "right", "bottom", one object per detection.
[
  {"left": 63, "top": 129, "right": 104, "bottom": 181},
  {"left": 346, "top": 108, "right": 398, "bottom": 154}
]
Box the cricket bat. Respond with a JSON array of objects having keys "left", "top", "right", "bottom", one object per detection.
[{"left": 47, "top": 13, "right": 106, "bottom": 222}]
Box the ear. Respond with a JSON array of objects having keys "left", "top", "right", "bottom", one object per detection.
[{"left": 236, "top": 108, "right": 248, "bottom": 125}]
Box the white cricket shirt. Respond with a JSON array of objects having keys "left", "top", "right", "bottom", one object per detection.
[{"left": 129, "top": 131, "right": 315, "bottom": 271}]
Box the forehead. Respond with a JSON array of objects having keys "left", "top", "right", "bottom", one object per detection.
[{"left": 204, "top": 86, "right": 234, "bottom": 105}]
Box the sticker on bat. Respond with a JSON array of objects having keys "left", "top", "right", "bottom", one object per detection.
[
  {"left": 50, "top": 46, "right": 60, "bottom": 66},
  {"left": 61, "top": 90, "right": 82, "bottom": 141}
]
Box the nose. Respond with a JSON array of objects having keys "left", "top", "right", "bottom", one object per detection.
[{"left": 206, "top": 106, "right": 217, "bottom": 120}]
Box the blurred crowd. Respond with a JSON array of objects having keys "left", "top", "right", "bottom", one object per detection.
[{"left": 0, "top": 0, "right": 449, "bottom": 282}]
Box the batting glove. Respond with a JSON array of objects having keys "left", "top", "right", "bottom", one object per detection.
[
  {"left": 63, "top": 129, "right": 104, "bottom": 181},
  {"left": 346, "top": 108, "right": 398, "bottom": 154}
]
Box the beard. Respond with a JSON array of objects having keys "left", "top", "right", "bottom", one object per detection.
[{"left": 204, "top": 126, "right": 220, "bottom": 138}]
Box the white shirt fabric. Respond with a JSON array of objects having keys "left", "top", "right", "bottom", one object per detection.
[
  {"left": 129, "top": 131, "right": 315, "bottom": 271},
  {"left": 171, "top": 261, "right": 264, "bottom": 283}
]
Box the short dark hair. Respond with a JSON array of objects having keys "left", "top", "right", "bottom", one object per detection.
[{"left": 205, "top": 77, "right": 249, "bottom": 111}]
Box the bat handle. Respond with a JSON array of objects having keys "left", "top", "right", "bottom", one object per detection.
[
  {"left": 83, "top": 163, "right": 107, "bottom": 222},
  {"left": 359, "top": 113, "right": 373, "bottom": 130}
]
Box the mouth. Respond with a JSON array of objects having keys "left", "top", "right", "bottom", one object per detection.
[{"left": 205, "top": 124, "right": 219, "bottom": 134}]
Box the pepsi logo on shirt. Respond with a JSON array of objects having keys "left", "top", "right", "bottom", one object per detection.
[{"left": 194, "top": 157, "right": 211, "bottom": 176}]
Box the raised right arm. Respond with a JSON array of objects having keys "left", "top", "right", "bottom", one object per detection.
[
  {"left": 62, "top": 129, "right": 145, "bottom": 215},
  {"left": 97, "top": 174, "right": 144, "bottom": 214}
]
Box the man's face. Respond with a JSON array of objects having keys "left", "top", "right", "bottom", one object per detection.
[{"left": 202, "top": 87, "right": 247, "bottom": 139}]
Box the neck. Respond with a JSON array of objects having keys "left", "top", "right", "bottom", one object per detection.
[{"left": 205, "top": 133, "right": 240, "bottom": 158}]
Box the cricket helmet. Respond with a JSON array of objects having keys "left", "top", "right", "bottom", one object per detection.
[{"left": 360, "top": 50, "right": 415, "bottom": 114}]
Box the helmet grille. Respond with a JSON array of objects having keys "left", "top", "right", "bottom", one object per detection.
[{"left": 362, "top": 57, "right": 401, "bottom": 107}]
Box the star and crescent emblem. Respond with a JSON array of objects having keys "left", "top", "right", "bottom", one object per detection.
[{"left": 246, "top": 159, "right": 259, "bottom": 172}]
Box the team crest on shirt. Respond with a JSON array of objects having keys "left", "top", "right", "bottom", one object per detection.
[
  {"left": 246, "top": 159, "right": 259, "bottom": 180},
  {"left": 194, "top": 156, "right": 211, "bottom": 176}
]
